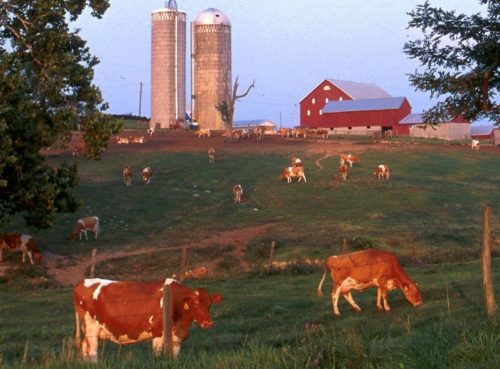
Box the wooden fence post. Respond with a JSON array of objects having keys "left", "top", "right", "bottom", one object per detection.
[
  {"left": 90, "top": 248, "right": 97, "bottom": 278},
  {"left": 162, "top": 284, "right": 173, "bottom": 357},
  {"left": 481, "top": 206, "right": 497, "bottom": 318},
  {"left": 179, "top": 246, "right": 187, "bottom": 281},
  {"left": 342, "top": 238, "right": 348, "bottom": 252},
  {"left": 268, "top": 241, "right": 276, "bottom": 269}
]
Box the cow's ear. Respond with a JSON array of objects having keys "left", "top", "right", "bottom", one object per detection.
[{"left": 211, "top": 293, "right": 223, "bottom": 304}]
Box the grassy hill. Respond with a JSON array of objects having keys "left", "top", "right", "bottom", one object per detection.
[{"left": 0, "top": 136, "right": 499, "bottom": 368}]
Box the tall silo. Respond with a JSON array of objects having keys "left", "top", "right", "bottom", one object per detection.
[
  {"left": 151, "top": 1, "right": 186, "bottom": 129},
  {"left": 191, "top": 8, "right": 231, "bottom": 131}
]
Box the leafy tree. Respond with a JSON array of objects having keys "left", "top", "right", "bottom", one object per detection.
[
  {"left": 216, "top": 75, "right": 255, "bottom": 129},
  {"left": 404, "top": 0, "right": 499, "bottom": 124},
  {"left": 0, "top": 0, "right": 122, "bottom": 228}
]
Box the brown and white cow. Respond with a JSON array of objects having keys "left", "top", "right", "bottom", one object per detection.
[
  {"left": 142, "top": 167, "right": 153, "bottom": 185},
  {"left": 147, "top": 127, "right": 155, "bottom": 136},
  {"left": 196, "top": 128, "right": 210, "bottom": 138},
  {"left": 374, "top": 164, "right": 390, "bottom": 180},
  {"left": 73, "top": 278, "right": 223, "bottom": 362},
  {"left": 232, "top": 184, "right": 243, "bottom": 203},
  {"left": 291, "top": 156, "right": 302, "bottom": 168},
  {"left": 0, "top": 233, "right": 42, "bottom": 265},
  {"left": 208, "top": 148, "right": 215, "bottom": 164},
  {"left": 130, "top": 136, "right": 145, "bottom": 144},
  {"left": 339, "top": 164, "right": 349, "bottom": 181},
  {"left": 116, "top": 136, "right": 130, "bottom": 144},
  {"left": 123, "top": 166, "right": 133, "bottom": 186},
  {"left": 183, "top": 266, "right": 208, "bottom": 279},
  {"left": 471, "top": 139, "right": 480, "bottom": 151},
  {"left": 317, "top": 249, "right": 422, "bottom": 316},
  {"left": 69, "top": 216, "right": 100, "bottom": 241},
  {"left": 340, "top": 153, "right": 359, "bottom": 167},
  {"left": 281, "top": 166, "right": 306, "bottom": 183}
]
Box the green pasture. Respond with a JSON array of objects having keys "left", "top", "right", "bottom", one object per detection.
[{"left": 0, "top": 139, "right": 499, "bottom": 368}]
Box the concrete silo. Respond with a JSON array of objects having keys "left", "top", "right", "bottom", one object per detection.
[
  {"left": 151, "top": 1, "right": 186, "bottom": 129},
  {"left": 191, "top": 8, "right": 231, "bottom": 131}
]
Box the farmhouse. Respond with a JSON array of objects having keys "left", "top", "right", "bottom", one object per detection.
[
  {"left": 233, "top": 119, "right": 277, "bottom": 134},
  {"left": 400, "top": 114, "right": 471, "bottom": 140},
  {"left": 300, "top": 79, "right": 411, "bottom": 136}
]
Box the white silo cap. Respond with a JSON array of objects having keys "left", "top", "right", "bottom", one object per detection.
[{"left": 193, "top": 8, "right": 231, "bottom": 25}]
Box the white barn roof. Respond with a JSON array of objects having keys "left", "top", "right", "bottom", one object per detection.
[
  {"left": 327, "top": 79, "right": 392, "bottom": 100},
  {"left": 323, "top": 97, "right": 406, "bottom": 114},
  {"left": 233, "top": 119, "right": 276, "bottom": 127}
]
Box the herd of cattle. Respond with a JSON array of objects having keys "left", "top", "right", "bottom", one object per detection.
[{"left": 3, "top": 128, "right": 485, "bottom": 362}]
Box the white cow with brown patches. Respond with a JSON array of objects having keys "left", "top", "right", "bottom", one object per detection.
[
  {"left": 232, "top": 184, "right": 243, "bottom": 203},
  {"left": 0, "top": 233, "right": 42, "bottom": 265}
]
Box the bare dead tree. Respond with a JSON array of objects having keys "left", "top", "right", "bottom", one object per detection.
[{"left": 216, "top": 75, "right": 255, "bottom": 129}]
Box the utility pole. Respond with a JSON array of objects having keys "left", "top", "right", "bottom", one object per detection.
[{"left": 138, "top": 82, "right": 143, "bottom": 117}]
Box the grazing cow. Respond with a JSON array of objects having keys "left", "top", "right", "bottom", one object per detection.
[
  {"left": 208, "top": 148, "right": 215, "bottom": 164},
  {"left": 340, "top": 154, "right": 359, "bottom": 167},
  {"left": 147, "top": 127, "right": 155, "bottom": 136},
  {"left": 69, "top": 216, "right": 100, "bottom": 241},
  {"left": 471, "top": 139, "right": 480, "bottom": 151},
  {"left": 339, "top": 164, "right": 349, "bottom": 181},
  {"left": 116, "top": 136, "right": 130, "bottom": 144},
  {"left": 232, "top": 184, "right": 243, "bottom": 203},
  {"left": 142, "top": 167, "right": 153, "bottom": 185},
  {"left": 374, "top": 164, "right": 390, "bottom": 180},
  {"left": 317, "top": 249, "right": 422, "bottom": 316},
  {"left": 0, "top": 233, "right": 42, "bottom": 265},
  {"left": 123, "top": 166, "right": 133, "bottom": 186},
  {"left": 183, "top": 266, "right": 208, "bottom": 279},
  {"left": 196, "top": 128, "right": 210, "bottom": 138},
  {"left": 73, "top": 278, "right": 223, "bottom": 362},
  {"left": 281, "top": 166, "right": 306, "bottom": 183},
  {"left": 130, "top": 136, "right": 145, "bottom": 144},
  {"left": 291, "top": 156, "right": 302, "bottom": 168},
  {"left": 316, "top": 129, "right": 328, "bottom": 139}
]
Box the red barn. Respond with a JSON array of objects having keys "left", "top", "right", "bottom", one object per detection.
[{"left": 300, "top": 79, "right": 411, "bottom": 136}]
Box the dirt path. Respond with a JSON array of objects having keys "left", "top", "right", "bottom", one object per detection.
[{"left": 44, "top": 223, "right": 277, "bottom": 286}]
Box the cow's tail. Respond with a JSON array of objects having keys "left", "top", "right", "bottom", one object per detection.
[
  {"left": 74, "top": 310, "right": 82, "bottom": 349},
  {"left": 317, "top": 267, "right": 328, "bottom": 298}
]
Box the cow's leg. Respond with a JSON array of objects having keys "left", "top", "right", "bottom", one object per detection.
[
  {"left": 331, "top": 287, "right": 342, "bottom": 316},
  {"left": 0, "top": 247, "right": 3, "bottom": 262},
  {"left": 302, "top": 174, "right": 307, "bottom": 183},
  {"left": 376, "top": 288, "right": 384, "bottom": 310},
  {"left": 342, "top": 291, "right": 361, "bottom": 312},
  {"left": 152, "top": 337, "right": 163, "bottom": 356},
  {"left": 379, "top": 286, "right": 391, "bottom": 312},
  {"left": 82, "top": 313, "right": 100, "bottom": 362},
  {"left": 22, "top": 251, "right": 26, "bottom": 264},
  {"left": 27, "top": 251, "right": 34, "bottom": 265}
]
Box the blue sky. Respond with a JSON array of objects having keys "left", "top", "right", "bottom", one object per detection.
[{"left": 75, "top": 0, "right": 485, "bottom": 127}]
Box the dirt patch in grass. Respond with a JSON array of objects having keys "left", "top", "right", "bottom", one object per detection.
[{"left": 43, "top": 222, "right": 278, "bottom": 286}]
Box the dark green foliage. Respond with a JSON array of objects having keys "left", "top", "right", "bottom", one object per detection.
[
  {"left": 404, "top": 0, "right": 499, "bottom": 123},
  {"left": 0, "top": 0, "right": 122, "bottom": 228}
]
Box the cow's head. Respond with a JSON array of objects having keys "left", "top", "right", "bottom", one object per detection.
[
  {"left": 33, "top": 250, "right": 43, "bottom": 263},
  {"left": 68, "top": 224, "right": 82, "bottom": 240},
  {"left": 180, "top": 289, "right": 223, "bottom": 329},
  {"left": 402, "top": 282, "right": 423, "bottom": 307}
]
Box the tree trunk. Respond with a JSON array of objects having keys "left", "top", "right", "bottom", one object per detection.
[{"left": 481, "top": 206, "right": 497, "bottom": 318}]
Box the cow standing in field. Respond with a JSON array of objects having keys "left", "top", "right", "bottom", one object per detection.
[
  {"left": 69, "top": 216, "right": 100, "bottom": 241},
  {"left": 208, "top": 148, "right": 215, "bottom": 164},
  {"left": 196, "top": 128, "right": 211, "bottom": 138},
  {"left": 123, "top": 166, "right": 133, "bottom": 186},
  {"left": 73, "top": 278, "right": 223, "bottom": 362},
  {"left": 281, "top": 166, "right": 306, "bottom": 183},
  {"left": 233, "top": 184, "right": 243, "bottom": 203},
  {"left": 340, "top": 153, "right": 359, "bottom": 167},
  {"left": 142, "top": 167, "right": 153, "bottom": 185},
  {"left": 317, "top": 249, "right": 422, "bottom": 316},
  {"left": 0, "top": 233, "right": 42, "bottom": 265},
  {"left": 339, "top": 164, "right": 349, "bottom": 181},
  {"left": 374, "top": 164, "right": 390, "bottom": 180},
  {"left": 147, "top": 127, "right": 155, "bottom": 136},
  {"left": 471, "top": 139, "right": 480, "bottom": 151}
]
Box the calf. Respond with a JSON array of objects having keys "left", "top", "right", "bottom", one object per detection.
[
  {"left": 130, "top": 136, "right": 145, "bottom": 144},
  {"left": 374, "top": 164, "right": 390, "bottom": 180},
  {"left": 0, "top": 233, "right": 42, "bottom": 265},
  {"left": 471, "top": 139, "right": 480, "bottom": 151},
  {"left": 339, "top": 164, "right": 349, "bottom": 181},
  {"left": 340, "top": 153, "right": 359, "bottom": 167},
  {"left": 116, "top": 136, "right": 130, "bottom": 144},
  {"left": 142, "top": 167, "right": 153, "bottom": 185},
  {"left": 208, "top": 148, "right": 215, "bottom": 164},
  {"left": 281, "top": 166, "right": 306, "bottom": 183},
  {"left": 123, "top": 166, "right": 133, "bottom": 186},
  {"left": 317, "top": 249, "right": 422, "bottom": 316},
  {"left": 183, "top": 266, "right": 208, "bottom": 279},
  {"left": 232, "top": 184, "right": 243, "bottom": 203},
  {"left": 74, "top": 278, "right": 222, "bottom": 362},
  {"left": 69, "top": 216, "right": 100, "bottom": 241},
  {"left": 196, "top": 128, "right": 210, "bottom": 138}
]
